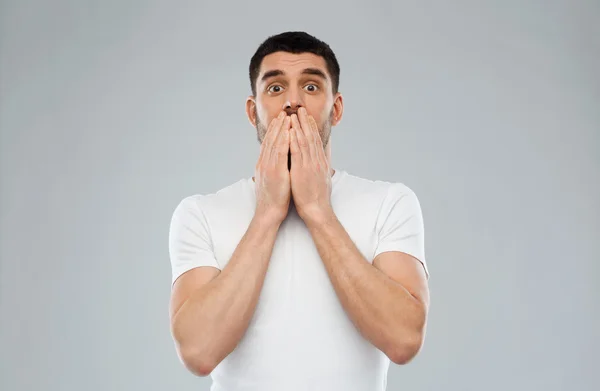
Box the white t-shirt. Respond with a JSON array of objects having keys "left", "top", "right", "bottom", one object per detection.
[{"left": 169, "top": 169, "right": 428, "bottom": 391}]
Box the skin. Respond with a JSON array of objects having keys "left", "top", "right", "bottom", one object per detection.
[
  {"left": 246, "top": 51, "right": 343, "bottom": 181},
  {"left": 247, "top": 51, "right": 430, "bottom": 363},
  {"left": 169, "top": 51, "right": 429, "bottom": 377}
]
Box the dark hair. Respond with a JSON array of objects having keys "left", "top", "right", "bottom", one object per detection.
[{"left": 249, "top": 31, "right": 340, "bottom": 96}]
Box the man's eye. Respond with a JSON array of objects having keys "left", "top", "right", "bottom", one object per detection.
[
  {"left": 268, "top": 85, "right": 283, "bottom": 93},
  {"left": 304, "top": 84, "right": 319, "bottom": 92}
]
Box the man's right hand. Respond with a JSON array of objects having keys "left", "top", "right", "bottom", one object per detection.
[{"left": 254, "top": 111, "right": 292, "bottom": 225}]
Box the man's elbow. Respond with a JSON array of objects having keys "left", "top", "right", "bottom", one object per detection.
[
  {"left": 171, "top": 321, "right": 216, "bottom": 376},
  {"left": 388, "top": 332, "right": 425, "bottom": 365},
  {"left": 178, "top": 346, "right": 215, "bottom": 377}
]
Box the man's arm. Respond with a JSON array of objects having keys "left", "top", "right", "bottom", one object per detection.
[
  {"left": 303, "top": 211, "right": 429, "bottom": 365},
  {"left": 170, "top": 213, "right": 282, "bottom": 376},
  {"left": 287, "top": 109, "right": 429, "bottom": 364},
  {"left": 170, "top": 111, "right": 292, "bottom": 376}
]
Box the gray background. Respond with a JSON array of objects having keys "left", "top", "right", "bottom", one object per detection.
[{"left": 1, "top": 0, "right": 598, "bottom": 390}]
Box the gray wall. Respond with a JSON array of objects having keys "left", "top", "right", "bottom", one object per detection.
[{"left": 1, "top": 1, "right": 598, "bottom": 390}]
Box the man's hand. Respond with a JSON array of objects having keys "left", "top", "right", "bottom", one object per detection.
[
  {"left": 289, "top": 107, "right": 334, "bottom": 224},
  {"left": 254, "top": 111, "right": 292, "bottom": 225}
]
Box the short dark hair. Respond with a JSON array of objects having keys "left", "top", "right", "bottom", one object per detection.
[{"left": 249, "top": 31, "right": 340, "bottom": 96}]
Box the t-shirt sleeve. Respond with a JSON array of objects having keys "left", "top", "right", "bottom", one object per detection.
[
  {"left": 373, "top": 183, "right": 429, "bottom": 279},
  {"left": 168, "top": 196, "right": 221, "bottom": 287}
]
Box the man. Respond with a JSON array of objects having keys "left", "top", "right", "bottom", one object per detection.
[{"left": 168, "top": 31, "right": 430, "bottom": 391}]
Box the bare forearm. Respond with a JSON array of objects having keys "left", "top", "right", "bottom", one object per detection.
[
  {"left": 172, "top": 214, "right": 282, "bottom": 371},
  {"left": 305, "top": 212, "right": 426, "bottom": 362}
]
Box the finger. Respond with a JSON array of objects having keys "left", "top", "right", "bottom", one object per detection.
[
  {"left": 289, "top": 120, "right": 302, "bottom": 168},
  {"left": 259, "top": 111, "right": 286, "bottom": 163},
  {"left": 280, "top": 119, "right": 291, "bottom": 172},
  {"left": 298, "top": 107, "right": 317, "bottom": 163},
  {"left": 291, "top": 114, "right": 308, "bottom": 167},
  {"left": 257, "top": 117, "right": 277, "bottom": 171},
  {"left": 309, "top": 115, "right": 326, "bottom": 160},
  {"left": 270, "top": 116, "right": 290, "bottom": 164},
  {"left": 257, "top": 111, "right": 285, "bottom": 172}
]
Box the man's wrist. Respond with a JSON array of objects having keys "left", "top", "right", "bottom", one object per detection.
[
  {"left": 300, "top": 206, "right": 337, "bottom": 228},
  {"left": 252, "top": 209, "right": 285, "bottom": 230}
]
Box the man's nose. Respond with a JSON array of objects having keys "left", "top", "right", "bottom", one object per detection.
[
  {"left": 283, "top": 104, "right": 302, "bottom": 116},
  {"left": 283, "top": 88, "right": 303, "bottom": 115}
]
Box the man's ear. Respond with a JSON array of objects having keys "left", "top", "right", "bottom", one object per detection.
[
  {"left": 246, "top": 96, "right": 257, "bottom": 127},
  {"left": 331, "top": 92, "right": 344, "bottom": 126}
]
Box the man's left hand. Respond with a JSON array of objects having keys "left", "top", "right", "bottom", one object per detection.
[{"left": 289, "top": 107, "right": 334, "bottom": 224}]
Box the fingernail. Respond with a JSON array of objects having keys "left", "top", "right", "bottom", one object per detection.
[{"left": 278, "top": 111, "right": 285, "bottom": 118}]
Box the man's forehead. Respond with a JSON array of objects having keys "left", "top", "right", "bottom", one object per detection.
[{"left": 259, "top": 51, "right": 329, "bottom": 78}]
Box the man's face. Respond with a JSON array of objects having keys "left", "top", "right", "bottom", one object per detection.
[{"left": 247, "top": 51, "right": 342, "bottom": 149}]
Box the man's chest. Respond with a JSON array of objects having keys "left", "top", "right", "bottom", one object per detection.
[{"left": 210, "top": 196, "right": 381, "bottom": 273}]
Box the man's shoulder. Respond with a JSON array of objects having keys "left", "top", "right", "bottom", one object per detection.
[
  {"left": 341, "top": 171, "right": 416, "bottom": 199},
  {"left": 172, "top": 176, "right": 253, "bottom": 215}
]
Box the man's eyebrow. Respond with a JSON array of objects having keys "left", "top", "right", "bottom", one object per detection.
[
  {"left": 301, "top": 68, "right": 328, "bottom": 80},
  {"left": 259, "top": 68, "right": 329, "bottom": 83},
  {"left": 260, "top": 69, "right": 285, "bottom": 83}
]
